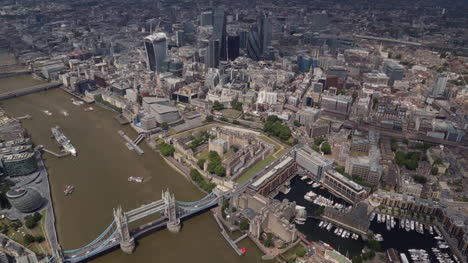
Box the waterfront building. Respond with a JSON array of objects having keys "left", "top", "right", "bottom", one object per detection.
[
  {"left": 6, "top": 188, "right": 45, "bottom": 213},
  {"left": 144, "top": 33, "right": 167, "bottom": 72},
  {"left": 231, "top": 191, "right": 298, "bottom": 243},
  {"left": 322, "top": 202, "right": 370, "bottom": 237},
  {"left": 250, "top": 156, "right": 297, "bottom": 197},
  {"left": 142, "top": 97, "right": 180, "bottom": 124},
  {"left": 321, "top": 170, "right": 370, "bottom": 204},
  {"left": 1, "top": 152, "right": 37, "bottom": 177},
  {"left": 295, "top": 147, "right": 333, "bottom": 180}
]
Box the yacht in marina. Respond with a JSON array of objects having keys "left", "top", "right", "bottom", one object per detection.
[
  {"left": 405, "top": 219, "right": 411, "bottom": 232},
  {"left": 369, "top": 212, "right": 376, "bottom": 222}
]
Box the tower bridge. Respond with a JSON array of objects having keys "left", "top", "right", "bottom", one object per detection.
[{"left": 48, "top": 190, "right": 220, "bottom": 263}]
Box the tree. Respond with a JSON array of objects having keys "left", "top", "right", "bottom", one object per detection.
[
  {"left": 395, "top": 54, "right": 402, "bottom": 60},
  {"left": 230, "top": 99, "right": 243, "bottom": 111},
  {"left": 159, "top": 142, "right": 175, "bottom": 156},
  {"left": 293, "top": 120, "right": 301, "bottom": 127},
  {"left": 219, "top": 116, "right": 228, "bottom": 122},
  {"left": 352, "top": 256, "right": 363, "bottom": 263},
  {"left": 295, "top": 245, "right": 306, "bottom": 257},
  {"left": 214, "top": 165, "right": 225, "bottom": 177},
  {"left": 34, "top": 235, "right": 45, "bottom": 243},
  {"left": 431, "top": 167, "right": 439, "bottom": 175},
  {"left": 314, "top": 136, "right": 325, "bottom": 146},
  {"left": 25, "top": 216, "right": 37, "bottom": 229},
  {"left": 24, "top": 234, "right": 35, "bottom": 245},
  {"left": 239, "top": 219, "right": 249, "bottom": 230},
  {"left": 402, "top": 138, "right": 409, "bottom": 145},
  {"left": 197, "top": 159, "right": 206, "bottom": 169},
  {"left": 321, "top": 142, "right": 331, "bottom": 155},
  {"left": 205, "top": 115, "right": 214, "bottom": 122},
  {"left": 213, "top": 101, "right": 224, "bottom": 111},
  {"left": 352, "top": 91, "right": 358, "bottom": 102},
  {"left": 232, "top": 120, "right": 240, "bottom": 125},
  {"left": 388, "top": 52, "right": 393, "bottom": 58},
  {"left": 137, "top": 95, "right": 143, "bottom": 105},
  {"left": 367, "top": 240, "right": 381, "bottom": 251},
  {"left": 413, "top": 175, "right": 427, "bottom": 184},
  {"left": 33, "top": 212, "right": 42, "bottom": 222},
  {"left": 161, "top": 122, "right": 169, "bottom": 130},
  {"left": 335, "top": 166, "right": 345, "bottom": 174}
]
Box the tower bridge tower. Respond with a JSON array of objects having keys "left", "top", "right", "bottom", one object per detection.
[
  {"left": 162, "top": 189, "right": 181, "bottom": 233},
  {"left": 113, "top": 205, "right": 135, "bottom": 254}
]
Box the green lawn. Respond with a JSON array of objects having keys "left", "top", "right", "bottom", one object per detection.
[
  {"left": 221, "top": 109, "right": 242, "bottom": 119},
  {"left": 325, "top": 250, "right": 352, "bottom": 263},
  {"left": 196, "top": 149, "right": 210, "bottom": 160},
  {"left": 236, "top": 155, "right": 275, "bottom": 184}
]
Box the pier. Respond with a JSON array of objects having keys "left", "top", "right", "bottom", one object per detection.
[
  {"left": 118, "top": 130, "right": 144, "bottom": 155},
  {"left": 0, "top": 82, "right": 61, "bottom": 101},
  {"left": 212, "top": 212, "right": 244, "bottom": 256},
  {"left": 35, "top": 145, "right": 71, "bottom": 158}
]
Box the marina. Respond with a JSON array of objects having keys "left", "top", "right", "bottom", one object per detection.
[{"left": 276, "top": 176, "right": 459, "bottom": 261}]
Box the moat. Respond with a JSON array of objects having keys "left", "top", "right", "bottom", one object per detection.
[{"left": 0, "top": 75, "right": 265, "bottom": 263}]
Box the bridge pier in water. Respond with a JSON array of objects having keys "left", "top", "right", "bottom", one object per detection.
[
  {"left": 114, "top": 206, "right": 135, "bottom": 254},
  {"left": 162, "top": 190, "right": 181, "bottom": 233}
]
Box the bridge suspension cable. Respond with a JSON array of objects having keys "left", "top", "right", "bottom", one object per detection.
[{"left": 63, "top": 221, "right": 116, "bottom": 253}]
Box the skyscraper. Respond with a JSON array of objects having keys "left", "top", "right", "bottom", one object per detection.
[
  {"left": 144, "top": 33, "right": 167, "bottom": 72},
  {"left": 246, "top": 26, "right": 262, "bottom": 61},
  {"left": 200, "top": 11, "right": 213, "bottom": 26},
  {"left": 176, "top": 30, "right": 184, "bottom": 47},
  {"left": 431, "top": 72, "right": 448, "bottom": 97},
  {"left": 205, "top": 39, "right": 220, "bottom": 68},
  {"left": 227, "top": 35, "right": 240, "bottom": 61},
  {"left": 260, "top": 15, "right": 272, "bottom": 54},
  {"left": 213, "top": 9, "right": 227, "bottom": 61}
]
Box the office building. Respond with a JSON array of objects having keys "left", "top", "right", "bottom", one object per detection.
[
  {"left": 295, "top": 148, "right": 333, "bottom": 180},
  {"left": 205, "top": 39, "right": 220, "bottom": 68},
  {"left": 213, "top": 9, "right": 227, "bottom": 61},
  {"left": 260, "top": 15, "right": 272, "bottom": 53},
  {"left": 176, "top": 30, "right": 184, "bottom": 47},
  {"left": 383, "top": 61, "right": 404, "bottom": 86},
  {"left": 200, "top": 11, "right": 213, "bottom": 26},
  {"left": 246, "top": 26, "right": 262, "bottom": 61},
  {"left": 144, "top": 33, "right": 167, "bottom": 72},
  {"left": 227, "top": 35, "right": 240, "bottom": 61},
  {"left": 431, "top": 72, "right": 448, "bottom": 98},
  {"left": 322, "top": 170, "right": 369, "bottom": 204},
  {"left": 7, "top": 188, "right": 45, "bottom": 213},
  {"left": 1, "top": 152, "right": 38, "bottom": 176}
]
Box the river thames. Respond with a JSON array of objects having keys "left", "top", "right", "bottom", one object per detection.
[{"left": 0, "top": 75, "right": 265, "bottom": 263}]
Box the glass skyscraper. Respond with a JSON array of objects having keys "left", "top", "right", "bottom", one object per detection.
[{"left": 144, "top": 33, "right": 167, "bottom": 72}]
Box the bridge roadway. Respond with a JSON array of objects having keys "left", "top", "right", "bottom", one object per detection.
[
  {"left": 60, "top": 192, "right": 219, "bottom": 262},
  {"left": 0, "top": 82, "right": 61, "bottom": 101}
]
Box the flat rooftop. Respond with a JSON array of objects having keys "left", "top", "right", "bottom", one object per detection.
[{"left": 252, "top": 156, "right": 294, "bottom": 188}]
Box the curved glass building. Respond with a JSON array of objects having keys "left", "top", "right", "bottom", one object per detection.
[{"left": 7, "top": 188, "right": 45, "bottom": 213}]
